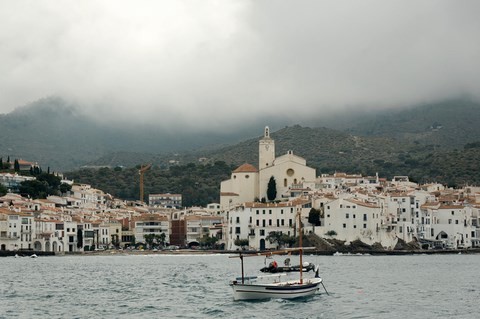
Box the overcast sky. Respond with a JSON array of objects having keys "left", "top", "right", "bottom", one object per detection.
[{"left": 1, "top": 0, "right": 479, "bottom": 130}]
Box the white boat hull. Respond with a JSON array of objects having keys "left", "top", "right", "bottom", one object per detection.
[{"left": 231, "top": 278, "right": 322, "bottom": 301}]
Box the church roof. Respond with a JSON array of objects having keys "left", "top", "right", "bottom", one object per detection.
[{"left": 233, "top": 163, "right": 257, "bottom": 173}]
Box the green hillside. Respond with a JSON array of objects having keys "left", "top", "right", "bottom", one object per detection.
[{"left": 345, "top": 98, "right": 480, "bottom": 149}]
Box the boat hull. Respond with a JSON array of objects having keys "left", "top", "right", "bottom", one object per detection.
[{"left": 231, "top": 278, "right": 322, "bottom": 301}]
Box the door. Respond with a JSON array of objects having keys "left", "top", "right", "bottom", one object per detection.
[{"left": 260, "top": 239, "right": 266, "bottom": 251}]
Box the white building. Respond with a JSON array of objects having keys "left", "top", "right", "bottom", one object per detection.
[
  {"left": 316, "top": 196, "right": 398, "bottom": 248},
  {"left": 133, "top": 214, "right": 169, "bottom": 245},
  {"left": 227, "top": 199, "right": 310, "bottom": 251},
  {"left": 71, "top": 184, "right": 107, "bottom": 209}
]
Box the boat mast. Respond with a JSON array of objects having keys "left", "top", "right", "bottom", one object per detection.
[
  {"left": 240, "top": 253, "right": 245, "bottom": 284},
  {"left": 298, "top": 209, "right": 303, "bottom": 284}
]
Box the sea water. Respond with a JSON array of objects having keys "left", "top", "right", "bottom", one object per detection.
[{"left": 0, "top": 253, "right": 478, "bottom": 318}]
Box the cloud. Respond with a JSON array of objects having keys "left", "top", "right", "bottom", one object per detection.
[{"left": 1, "top": 0, "right": 479, "bottom": 131}]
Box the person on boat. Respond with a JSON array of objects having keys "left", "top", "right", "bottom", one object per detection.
[{"left": 268, "top": 260, "right": 279, "bottom": 272}]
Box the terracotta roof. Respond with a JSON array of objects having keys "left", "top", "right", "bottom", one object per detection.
[
  {"left": 233, "top": 163, "right": 257, "bottom": 173},
  {"left": 439, "top": 205, "right": 465, "bottom": 210},
  {"left": 345, "top": 199, "right": 380, "bottom": 208},
  {"left": 245, "top": 198, "right": 310, "bottom": 208}
]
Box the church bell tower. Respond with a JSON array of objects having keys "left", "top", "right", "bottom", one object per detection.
[{"left": 259, "top": 126, "right": 275, "bottom": 170}]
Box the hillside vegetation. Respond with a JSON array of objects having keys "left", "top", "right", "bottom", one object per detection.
[{"left": 65, "top": 161, "right": 234, "bottom": 207}]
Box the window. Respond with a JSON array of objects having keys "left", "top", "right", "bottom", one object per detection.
[
  {"left": 448, "top": 219, "right": 452, "bottom": 224},
  {"left": 343, "top": 224, "right": 346, "bottom": 228},
  {"left": 281, "top": 209, "right": 284, "bottom": 214},
  {"left": 269, "top": 219, "right": 272, "bottom": 226},
  {"left": 263, "top": 210, "right": 266, "bottom": 215},
  {"left": 256, "top": 220, "right": 259, "bottom": 226},
  {"left": 262, "top": 220, "right": 266, "bottom": 227},
  {"left": 363, "top": 214, "right": 367, "bottom": 221},
  {"left": 269, "top": 210, "right": 272, "bottom": 214},
  {"left": 235, "top": 227, "right": 241, "bottom": 234},
  {"left": 455, "top": 220, "right": 459, "bottom": 224},
  {"left": 363, "top": 224, "right": 367, "bottom": 229},
  {"left": 289, "top": 219, "right": 292, "bottom": 227},
  {"left": 346, "top": 213, "right": 349, "bottom": 219},
  {"left": 281, "top": 219, "right": 285, "bottom": 226},
  {"left": 260, "top": 229, "right": 265, "bottom": 236},
  {"left": 256, "top": 210, "right": 259, "bottom": 215},
  {"left": 236, "top": 217, "right": 240, "bottom": 223}
]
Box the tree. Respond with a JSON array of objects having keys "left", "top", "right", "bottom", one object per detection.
[
  {"left": 308, "top": 208, "right": 321, "bottom": 226},
  {"left": 14, "top": 159, "right": 19, "bottom": 172},
  {"left": 19, "top": 180, "right": 49, "bottom": 198},
  {"left": 266, "top": 231, "right": 295, "bottom": 248},
  {"left": 234, "top": 238, "right": 249, "bottom": 250},
  {"left": 144, "top": 234, "right": 156, "bottom": 249},
  {"left": 0, "top": 184, "right": 7, "bottom": 196},
  {"left": 156, "top": 233, "right": 166, "bottom": 247},
  {"left": 199, "top": 235, "right": 218, "bottom": 249},
  {"left": 267, "top": 176, "right": 277, "bottom": 201},
  {"left": 59, "top": 183, "right": 72, "bottom": 194},
  {"left": 111, "top": 234, "right": 120, "bottom": 249},
  {"left": 19, "top": 173, "right": 63, "bottom": 199}
]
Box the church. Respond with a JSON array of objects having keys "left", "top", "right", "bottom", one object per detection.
[{"left": 220, "top": 126, "right": 316, "bottom": 209}]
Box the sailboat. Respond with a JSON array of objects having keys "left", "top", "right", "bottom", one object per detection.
[{"left": 230, "top": 211, "right": 327, "bottom": 301}]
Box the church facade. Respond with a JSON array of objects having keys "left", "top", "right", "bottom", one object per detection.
[{"left": 220, "top": 127, "right": 316, "bottom": 209}]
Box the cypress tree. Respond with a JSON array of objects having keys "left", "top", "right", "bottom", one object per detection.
[{"left": 267, "top": 176, "right": 277, "bottom": 201}]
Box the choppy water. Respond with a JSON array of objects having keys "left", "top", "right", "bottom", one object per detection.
[{"left": 1, "top": 253, "right": 479, "bottom": 318}]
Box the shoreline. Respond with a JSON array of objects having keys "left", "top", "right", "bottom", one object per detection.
[{"left": 4, "top": 247, "right": 480, "bottom": 257}]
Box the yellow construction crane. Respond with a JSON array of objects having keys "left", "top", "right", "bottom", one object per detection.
[{"left": 139, "top": 163, "right": 152, "bottom": 204}]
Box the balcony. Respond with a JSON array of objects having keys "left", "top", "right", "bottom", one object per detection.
[{"left": 0, "top": 235, "right": 19, "bottom": 240}]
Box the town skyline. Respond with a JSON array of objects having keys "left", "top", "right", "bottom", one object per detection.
[{"left": 2, "top": 127, "right": 479, "bottom": 254}]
